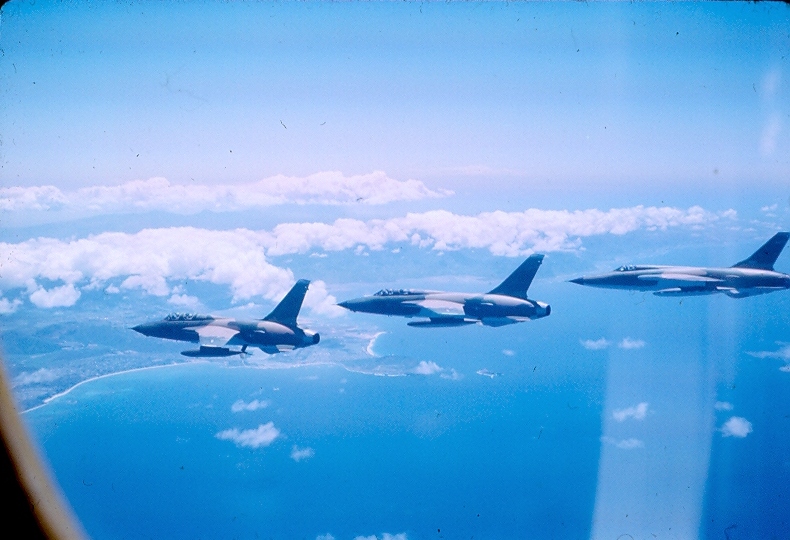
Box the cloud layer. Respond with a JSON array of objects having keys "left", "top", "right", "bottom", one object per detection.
[
  {"left": 0, "top": 171, "right": 452, "bottom": 214},
  {"left": 215, "top": 422, "right": 281, "bottom": 449},
  {"left": 0, "top": 204, "right": 731, "bottom": 310},
  {"left": 263, "top": 205, "right": 728, "bottom": 257}
]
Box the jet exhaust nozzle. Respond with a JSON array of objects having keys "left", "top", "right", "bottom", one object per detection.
[{"left": 535, "top": 301, "right": 551, "bottom": 318}]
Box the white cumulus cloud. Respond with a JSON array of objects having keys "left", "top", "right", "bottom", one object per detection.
[
  {"left": 29, "top": 284, "right": 81, "bottom": 308},
  {"left": 14, "top": 368, "right": 60, "bottom": 386},
  {"left": 215, "top": 422, "right": 281, "bottom": 449},
  {"left": 602, "top": 436, "right": 644, "bottom": 450},
  {"left": 714, "top": 401, "right": 734, "bottom": 411},
  {"left": 440, "top": 368, "right": 463, "bottom": 381},
  {"left": 290, "top": 445, "right": 315, "bottom": 462},
  {"left": 618, "top": 337, "right": 645, "bottom": 350},
  {"left": 747, "top": 344, "right": 790, "bottom": 372},
  {"left": 411, "top": 361, "right": 443, "bottom": 375},
  {"left": 612, "top": 402, "right": 649, "bottom": 422},
  {"left": 0, "top": 297, "right": 22, "bottom": 314},
  {"left": 302, "top": 280, "right": 345, "bottom": 318},
  {"left": 581, "top": 338, "right": 610, "bottom": 350},
  {"left": 168, "top": 293, "right": 201, "bottom": 309},
  {"left": 353, "top": 535, "right": 408, "bottom": 540},
  {"left": 0, "top": 171, "right": 451, "bottom": 214},
  {"left": 0, "top": 185, "right": 69, "bottom": 211},
  {"left": 316, "top": 535, "right": 335, "bottom": 540},
  {"left": 721, "top": 416, "right": 752, "bottom": 438},
  {"left": 231, "top": 399, "right": 270, "bottom": 413},
  {"left": 748, "top": 344, "right": 790, "bottom": 360}
]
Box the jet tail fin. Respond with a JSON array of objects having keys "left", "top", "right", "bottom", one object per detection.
[
  {"left": 488, "top": 254, "right": 544, "bottom": 299},
  {"left": 264, "top": 279, "right": 310, "bottom": 327},
  {"left": 732, "top": 232, "right": 789, "bottom": 270}
]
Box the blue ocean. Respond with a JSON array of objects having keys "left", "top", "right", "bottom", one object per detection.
[{"left": 14, "top": 271, "right": 790, "bottom": 539}]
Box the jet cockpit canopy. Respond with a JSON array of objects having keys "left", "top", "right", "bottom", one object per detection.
[
  {"left": 373, "top": 289, "right": 425, "bottom": 297},
  {"left": 164, "top": 313, "right": 213, "bottom": 322},
  {"left": 615, "top": 265, "right": 637, "bottom": 272}
]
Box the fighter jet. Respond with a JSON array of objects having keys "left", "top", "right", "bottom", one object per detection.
[
  {"left": 132, "top": 279, "right": 319, "bottom": 357},
  {"left": 570, "top": 232, "right": 790, "bottom": 298},
  {"left": 338, "top": 254, "right": 550, "bottom": 327}
]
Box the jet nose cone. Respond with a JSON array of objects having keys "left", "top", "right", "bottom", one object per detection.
[
  {"left": 132, "top": 323, "right": 151, "bottom": 336},
  {"left": 569, "top": 277, "right": 585, "bottom": 285},
  {"left": 337, "top": 299, "right": 357, "bottom": 311}
]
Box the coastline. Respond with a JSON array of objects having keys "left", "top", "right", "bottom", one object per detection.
[{"left": 22, "top": 362, "right": 204, "bottom": 414}]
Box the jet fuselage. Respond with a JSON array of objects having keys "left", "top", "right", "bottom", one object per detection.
[
  {"left": 571, "top": 265, "right": 790, "bottom": 297},
  {"left": 571, "top": 232, "right": 790, "bottom": 298},
  {"left": 339, "top": 291, "right": 550, "bottom": 322},
  {"left": 133, "top": 316, "right": 319, "bottom": 350}
]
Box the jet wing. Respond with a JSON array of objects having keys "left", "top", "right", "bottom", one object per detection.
[
  {"left": 194, "top": 325, "right": 241, "bottom": 347},
  {"left": 405, "top": 299, "right": 466, "bottom": 318}
]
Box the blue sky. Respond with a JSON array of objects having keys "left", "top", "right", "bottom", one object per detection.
[
  {"left": 2, "top": 2, "right": 790, "bottom": 539},
  {"left": 1, "top": 1, "right": 788, "bottom": 199}
]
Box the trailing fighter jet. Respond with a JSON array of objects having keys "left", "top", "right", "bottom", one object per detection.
[
  {"left": 132, "top": 279, "right": 319, "bottom": 357},
  {"left": 570, "top": 232, "right": 790, "bottom": 298},
  {"left": 338, "top": 254, "right": 550, "bottom": 327}
]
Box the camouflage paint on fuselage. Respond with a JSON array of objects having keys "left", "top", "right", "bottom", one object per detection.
[
  {"left": 570, "top": 233, "right": 790, "bottom": 298},
  {"left": 338, "top": 255, "right": 551, "bottom": 327},
  {"left": 132, "top": 280, "right": 319, "bottom": 356}
]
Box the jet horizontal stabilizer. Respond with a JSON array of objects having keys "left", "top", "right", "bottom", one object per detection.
[
  {"left": 407, "top": 318, "right": 477, "bottom": 328},
  {"left": 181, "top": 346, "right": 245, "bottom": 358}
]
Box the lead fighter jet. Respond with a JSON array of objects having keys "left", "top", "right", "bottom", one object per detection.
[
  {"left": 132, "top": 279, "right": 319, "bottom": 357},
  {"left": 570, "top": 232, "right": 790, "bottom": 298},
  {"left": 338, "top": 254, "right": 550, "bottom": 327}
]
